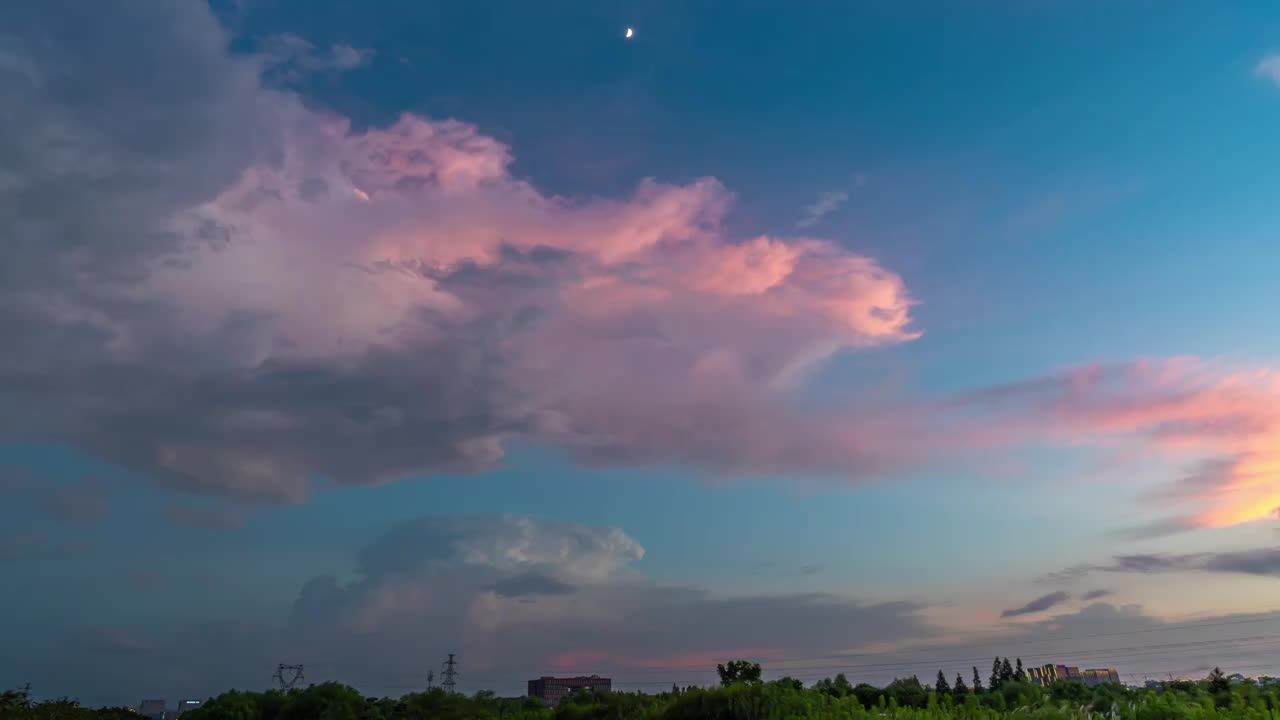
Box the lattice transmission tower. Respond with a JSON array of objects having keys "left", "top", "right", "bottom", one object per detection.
[{"left": 441, "top": 654, "right": 459, "bottom": 694}]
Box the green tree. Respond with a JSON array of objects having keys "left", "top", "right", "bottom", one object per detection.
[
  {"left": 952, "top": 674, "right": 969, "bottom": 705},
  {"left": 1207, "top": 667, "right": 1230, "bottom": 694},
  {"left": 716, "top": 660, "right": 762, "bottom": 686},
  {"left": 1014, "top": 658, "right": 1025, "bottom": 682},
  {"left": 999, "top": 657, "right": 1014, "bottom": 684},
  {"left": 990, "top": 658, "right": 1002, "bottom": 690},
  {"left": 935, "top": 671, "right": 950, "bottom": 695},
  {"left": 972, "top": 666, "right": 983, "bottom": 692}
]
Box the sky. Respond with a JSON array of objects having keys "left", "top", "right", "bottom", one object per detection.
[{"left": 3, "top": 0, "right": 1280, "bottom": 708}]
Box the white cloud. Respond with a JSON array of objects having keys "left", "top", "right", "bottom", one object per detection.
[
  {"left": 795, "top": 190, "right": 849, "bottom": 229},
  {"left": 1255, "top": 53, "right": 1280, "bottom": 87},
  {"left": 258, "top": 33, "right": 374, "bottom": 81}
]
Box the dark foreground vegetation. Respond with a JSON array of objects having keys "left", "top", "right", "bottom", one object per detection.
[{"left": 4, "top": 662, "right": 1277, "bottom": 720}]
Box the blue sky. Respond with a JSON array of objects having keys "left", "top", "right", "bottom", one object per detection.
[{"left": 3, "top": 0, "right": 1280, "bottom": 707}]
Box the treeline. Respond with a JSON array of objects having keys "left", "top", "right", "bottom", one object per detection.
[{"left": 3, "top": 662, "right": 1276, "bottom": 720}]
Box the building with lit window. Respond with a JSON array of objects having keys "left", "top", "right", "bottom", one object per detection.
[
  {"left": 1082, "top": 669, "right": 1121, "bottom": 687},
  {"left": 1055, "top": 665, "right": 1082, "bottom": 682},
  {"left": 528, "top": 676, "right": 611, "bottom": 706},
  {"left": 1027, "top": 664, "right": 1117, "bottom": 686}
]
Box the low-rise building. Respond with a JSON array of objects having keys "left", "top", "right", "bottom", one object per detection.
[
  {"left": 1081, "top": 669, "right": 1120, "bottom": 687},
  {"left": 528, "top": 676, "right": 611, "bottom": 706}
]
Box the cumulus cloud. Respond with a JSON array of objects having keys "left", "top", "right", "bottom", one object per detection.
[
  {"left": 1, "top": 1, "right": 921, "bottom": 503},
  {"left": 284, "top": 514, "right": 938, "bottom": 687},
  {"left": 796, "top": 191, "right": 849, "bottom": 229},
  {"left": 1046, "top": 547, "right": 1280, "bottom": 582},
  {"left": 1000, "top": 591, "right": 1071, "bottom": 618},
  {"left": 1256, "top": 53, "right": 1280, "bottom": 87}
]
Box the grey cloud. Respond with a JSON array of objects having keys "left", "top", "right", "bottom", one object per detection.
[
  {"left": 4, "top": 328, "right": 529, "bottom": 501},
  {"left": 799, "top": 564, "right": 824, "bottom": 576},
  {"left": 1047, "top": 548, "right": 1280, "bottom": 582},
  {"left": 1201, "top": 547, "right": 1280, "bottom": 577},
  {"left": 1000, "top": 591, "right": 1071, "bottom": 618},
  {"left": 0, "top": 1, "right": 263, "bottom": 291},
  {"left": 1081, "top": 589, "right": 1113, "bottom": 601},
  {"left": 490, "top": 572, "right": 576, "bottom": 598}
]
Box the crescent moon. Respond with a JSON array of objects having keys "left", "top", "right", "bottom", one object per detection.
[{"left": 625, "top": 27, "right": 634, "bottom": 38}]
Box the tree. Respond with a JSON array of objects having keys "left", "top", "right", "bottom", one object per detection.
[
  {"left": 999, "top": 657, "right": 1015, "bottom": 684},
  {"left": 1015, "top": 658, "right": 1026, "bottom": 682},
  {"left": 935, "top": 671, "right": 951, "bottom": 695},
  {"left": 716, "top": 660, "right": 762, "bottom": 686},
  {"left": 884, "top": 676, "right": 928, "bottom": 709},
  {"left": 952, "top": 674, "right": 969, "bottom": 703},
  {"left": 1207, "top": 667, "right": 1230, "bottom": 694},
  {"left": 972, "top": 666, "right": 984, "bottom": 692},
  {"left": 990, "top": 658, "right": 1002, "bottom": 690}
]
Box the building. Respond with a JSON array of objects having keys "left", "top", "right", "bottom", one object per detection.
[
  {"left": 528, "top": 676, "right": 611, "bottom": 706},
  {"left": 1027, "top": 664, "right": 1066, "bottom": 686},
  {"left": 1026, "top": 666, "right": 1051, "bottom": 686},
  {"left": 138, "top": 700, "right": 166, "bottom": 719},
  {"left": 1055, "top": 665, "right": 1082, "bottom": 682},
  {"left": 1081, "top": 669, "right": 1121, "bottom": 687},
  {"left": 1027, "top": 664, "right": 1121, "bottom": 687},
  {"left": 176, "top": 700, "right": 203, "bottom": 716}
]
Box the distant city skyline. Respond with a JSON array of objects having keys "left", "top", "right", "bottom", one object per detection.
[{"left": 3, "top": 0, "right": 1280, "bottom": 707}]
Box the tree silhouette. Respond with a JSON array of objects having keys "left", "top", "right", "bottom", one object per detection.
[
  {"left": 935, "top": 670, "right": 951, "bottom": 695},
  {"left": 716, "top": 660, "right": 763, "bottom": 686},
  {"left": 1207, "top": 667, "right": 1229, "bottom": 694},
  {"left": 972, "top": 666, "right": 984, "bottom": 692},
  {"left": 999, "top": 657, "right": 1015, "bottom": 684}
]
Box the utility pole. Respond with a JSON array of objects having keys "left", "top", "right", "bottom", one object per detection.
[
  {"left": 441, "top": 653, "right": 459, "bottom": 694},
  {"left": 273, "top": 664, "right": 306, "bottom": 691},
  {"left": 426, "top": 670, "right": 435, "bottom": 691}
]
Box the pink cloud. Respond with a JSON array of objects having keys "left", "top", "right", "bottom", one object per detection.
[
  {"left": 65, "top": 95, "right": 921, "bottom": 498},
  {"left": 966, "top": 359, "right": 1280, "bottom": 529}
]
